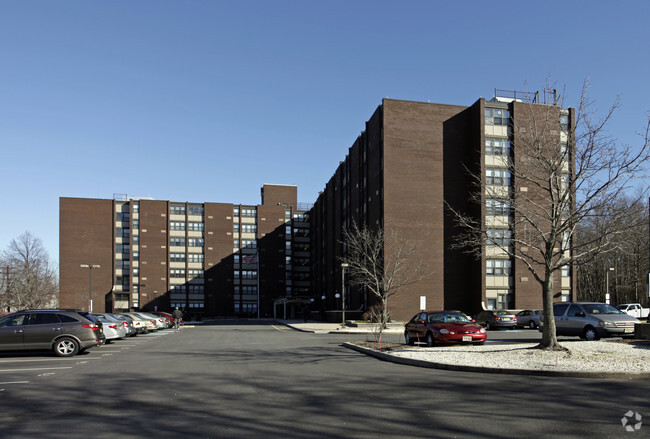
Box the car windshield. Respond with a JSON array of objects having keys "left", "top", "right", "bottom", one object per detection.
[
  {"left": 583, "top": 303, "right": 623, "bottom": 315},
  {"left": 494, "top": 310, "right": 511, "bottom": 316},
  {"left": 427, "top": 312, "right": 471, "bottom": 323}
]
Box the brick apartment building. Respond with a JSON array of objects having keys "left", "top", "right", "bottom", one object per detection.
[
  {"left": 60, "top": 92, "right": 575, "bottom": 322},
  {"left": 311, "top": 94, "right": 575, "bottom": 322},
  {"left": 59, "top": 184, "right": 311, "bottom": 318}
]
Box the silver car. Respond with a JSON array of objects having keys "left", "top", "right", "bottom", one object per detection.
[
  {"left": 540, "top": 302, "right": 639, "bottom": 340},
  {"left": 516, "top": 309, "right": 542, "bottom": 329}
]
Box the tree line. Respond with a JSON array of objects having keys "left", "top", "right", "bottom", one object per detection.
[{"left": 0, "top": 232, "right": 58, "bottom": 312}]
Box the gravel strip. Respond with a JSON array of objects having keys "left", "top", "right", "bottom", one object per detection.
[{"left": 382, "top": 340, "right": 650, "bottom": 374}]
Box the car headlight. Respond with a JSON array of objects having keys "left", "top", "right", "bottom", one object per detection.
[
  {"left": 439, "top": 328, "right": 450, "bottom": 334},
  {"left": 599, "top": 321, "right": 615, "bottom": 328},
  {"left": 479, "top": 327, "right": 486, "bottom": 334}
]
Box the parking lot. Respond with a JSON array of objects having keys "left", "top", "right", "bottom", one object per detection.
[{"left": 0, "top": 322, "right": 647, "bottom": 438}]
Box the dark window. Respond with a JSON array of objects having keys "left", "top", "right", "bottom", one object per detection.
[
  {"left": 28, "top": 313, "right": 60, "bottom": 325},
  {"left": 57, "top": 314, "right": 80, "bottom": 323}
]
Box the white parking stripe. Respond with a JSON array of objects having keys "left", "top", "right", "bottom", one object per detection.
[
  {"left": 0, "top": 381, "right": 29, "bottom": 384},
  {"left": 0, "top": 357, "right": 102, "bottom": 364},
  {"left": 0, "top": 367, "right": 72, "bottom": 372}
]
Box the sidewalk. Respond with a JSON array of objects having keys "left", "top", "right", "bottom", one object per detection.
[{"left": 278, "top": 320, "right": 404, "bottom": 335}]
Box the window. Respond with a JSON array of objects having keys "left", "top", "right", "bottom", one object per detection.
[
  {"left": 562, "top": 265, "right": 571, "bottom": 277},
  {"left": 188, "top": 222, "right": 204, "bottom": 232},
  {"left": 242, "top": 270, "right": 257, "bottom": 279},
  {"left": 241, "top": 240, "right": 256, "bottom": 249},
  {"left": 188, "top": 206, "right": 204, "bottom": 216},
  {"left": 171, "top": 285, "right": 186, "bottom": 293},
  {"left": 170, "top": 237, "right": 186, "bottom": 247},
  {"left": 560, "top": 115, "right": 569, "bottom": 131},
  {"left": 485, "top": 138, "right": 511, "bottom": 155},
  {"left": 170, "top": 253, "right": 186, "bottom": 263},
  {"left": 170, "top": 269, "right": 186, "bottom": 278},
  {"left": 188, "top": 254, "right": 203, "bottom": 263},
  {"left": 188, "top": 238, "right": 204, "bottom": 247},
  {"left": 116, "top": 260, "right": 130, "bottom": 270},
  {"left": 117, "top": 212, "right": 130, "bottom": 222},
  {"left": 133, "top": 252, "right": 139, "bottom": 261},
  {"left": 485, "top": 108, "right": 510, "bottom": 126},
  {"left": 170, "top": 205, "right": 186, "bottom": 215},
  {"left": 487, "top": 229, "right": 512, "bottom": 246},
  {"left": 241, "top": 208, "right": 256, "bottom": 218},
  {"left": 188, "top": 269, "right": 204, "bottom": 279},
  {"left": 486, "top": 168, "right": 511, "bottom": 186},
  {"left": 486, "top": 259, "right": 512, "bottom": 275},
  {"left": 233, "top": 207, "right": 240, "bottom": 217},
  {"left": 188, "top": 285, "right": 204, "bottom": 294},
  {"left": 116, "top": 228, "right": 130, "bottom": 238},
  {"left": 170, "top": 221, "right": 185, "bottom": 231},
  {"left": 116, "top": 244, "right": 130, "bottom": 254},
  {"left": 241, "top": 224, "right": 257, "bottom": 234},
  {"left": 133, "top": 220, "right": 139, "bottom": 230},
  {"left": 486, "top": 199, "right": 512, "bottom": 216},
  {"left": 132, "top": 203, "right": 139, "bottom": 213},
  {"left": 28, "top": 313, "right": 60, "bottom": 325}
]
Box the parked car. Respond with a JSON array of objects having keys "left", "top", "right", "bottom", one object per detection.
[
  {"left": 152, "top": 311, "right": 175, "bottom": 327},
  {"left": 97, "top": 312, "right": 137, "bottom": 337},
  {"left": 516, "top": 309, "right": 542, "bottom": 328},
  {"left": 475, "top": 310, "right": 517, "bottom": 330},
  {"left": 93, "top": 314, "right": 127, "bottom": 342},
  {"left": 116, "top": 313, "right": 146, "bottom": 334},
  {"left": 616, "top": 303, "right": 649, "bottom": 319},
  {"left": 138, "top": 312, "right": 169, "bottom": 329},
  {"left": 404, "top": 311, "right": 487, "bottom": 346},
  {"left": 539, "top": 302, "right": 639, "bottom": 340},
  {"left": 118, "top": 312, "right": 153, "bottom": 333},
  {"left": 0, "top": 309, "right": 102, "bottom": 357},
  {"left": 133, "top": 312, "right": 165, "bottom": 330}
]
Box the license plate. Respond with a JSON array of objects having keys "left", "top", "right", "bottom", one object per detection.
[
  {"left": 624, "top": 327, "right": 634, "bottom": 333},
  {"left": 462, "top": 336, "right": 472, "bottom": 342}
]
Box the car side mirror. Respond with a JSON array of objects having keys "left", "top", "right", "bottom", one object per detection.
[{"left": 576, "top": 312, "right": 585, "bottom": 318}]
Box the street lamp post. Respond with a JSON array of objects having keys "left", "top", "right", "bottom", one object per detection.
[
  {"left": 341, "top": 263, "right": 349, "bottom": 325},
  {"left": 606, "top": 267, "right": 614, "bottom": 304},
  {"left": 80, "top": 264, "right": 100, "bottom": 312}
]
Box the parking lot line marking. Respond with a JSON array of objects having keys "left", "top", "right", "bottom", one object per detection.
[
  {"left": 0, "top": 367, "right": 72, "bottom": 372},
  {"left": 271, "top": 325, "right": 290, "bottom": 332},
  {"left": 0, "top": 381, "right": 29, "bottom": 385},
  {"left": 0, "top": 357, "right": 101, "bottom": 364}
]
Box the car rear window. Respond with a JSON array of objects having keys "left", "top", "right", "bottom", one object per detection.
[{"left": 58, "top": 314, "right": 80, "bottom": 323}]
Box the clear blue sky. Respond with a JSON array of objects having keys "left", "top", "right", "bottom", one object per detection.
[{"left": 1, "top": 1, "right": 649, "bottom": 263}]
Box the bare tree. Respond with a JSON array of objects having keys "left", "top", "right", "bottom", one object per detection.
[
  {"left": 340, "top": 222, "right": 426, "bottom": 340},
  {"left": 577, "top": 196, "right": 649, "bottom": 305},
  {"left": 1, "top": 232, "right": 58, "bottom": 311},
  {"left": 450, "top": 81, "right": 650, "bottom": 350}
]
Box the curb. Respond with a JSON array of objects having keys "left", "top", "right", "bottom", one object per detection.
[{"left": 343, "top": 342, "right": 650, "bottom": 380}]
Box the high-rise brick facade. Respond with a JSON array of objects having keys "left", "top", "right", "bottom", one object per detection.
[{"left": 311, "top": 97, "right": 575, "bottom": 322}]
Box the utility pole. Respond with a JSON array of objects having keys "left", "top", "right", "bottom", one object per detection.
[{"left": 80, "top": 264, "right": 100, "bottom": 312}]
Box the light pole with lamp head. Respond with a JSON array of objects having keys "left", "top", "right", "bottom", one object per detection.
[
  {"left": 80, "top": 264, "right": 100, "bottom": 312},
  {"left": 341, "top": 263, "right": 349, "bottom": 325},
  {"left": 606, "top": 267, "right": 614, "bottom": 304}
]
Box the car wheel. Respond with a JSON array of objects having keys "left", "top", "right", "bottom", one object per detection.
[
  {"left": 529, "top": 321, "right": 537, "bottom": 329},
  {"left": 486, "top": 321, "right": 493, "bottom": 330},
  {"left": 583, "top": 326, "right": 599, "bottom": 341},
  {"left": 54, "top": 337, "right": 80, "bottom": 357},
  {"left": 405, "top": 332, "right": 414, "bottom": 346},
  {"left": 425, "top": 332, "right": 434, "bottom": 347}
]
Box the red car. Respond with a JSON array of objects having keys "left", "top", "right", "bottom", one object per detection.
[
  {"left": 404, "top": 311, "right": 487, "bottom": 346},
  {"left": 152, "top": 311, "right": 175, "bottom": 327}
]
